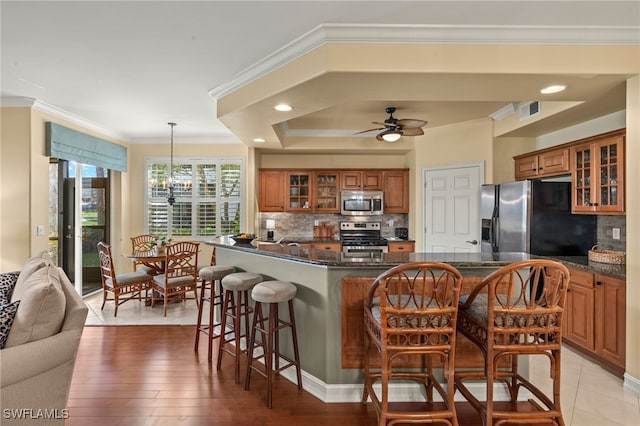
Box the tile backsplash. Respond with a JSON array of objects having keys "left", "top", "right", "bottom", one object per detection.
[
  {"left": 596, "top": 215, "right": 626, "bottom": 251},
  {"left": 258, "top": 213, "right": 408, "bottom": 241}
]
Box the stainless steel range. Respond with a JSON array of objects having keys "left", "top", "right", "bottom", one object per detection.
[{"left": 339, "top": 221, "right": 388, "bottom": 257}]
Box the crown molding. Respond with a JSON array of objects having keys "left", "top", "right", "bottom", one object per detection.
[
  {"left": 2, "top": 96, "right": 129, "bottom": 141},
  {"left": 209, "top": 23, "right": 640, "bottom": 100}
]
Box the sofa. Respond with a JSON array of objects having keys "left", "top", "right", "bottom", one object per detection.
[{"left": 0, "top": 251, "right": 88, "bottom": 425}]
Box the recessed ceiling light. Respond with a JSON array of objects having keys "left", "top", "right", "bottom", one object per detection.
[
  {"left": 252, "top": 137, "right": 267, "bottom": 143},
  {"left": 540, "top": 85, "right": 566, "bottom": 94},
  {"left": 274, "top": 103, "right": 293, "bottom": 112}
]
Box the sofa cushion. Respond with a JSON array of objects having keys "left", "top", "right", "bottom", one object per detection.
[
  {"left": 0, "top": 301, "right": 20, "bottom": 349},
  {"left": 5, "top": 263, "right": 66, "bottom": 348},
  {"left": 0, "top": 271, "right": 20, "bottom": 305},
  {"left": 15, "top": 250, "right": 51, "bottom": 290}
]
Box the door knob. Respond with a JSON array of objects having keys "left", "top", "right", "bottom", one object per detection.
[{"left": 466, "top": 240, "right": 478, "bottom": 245}]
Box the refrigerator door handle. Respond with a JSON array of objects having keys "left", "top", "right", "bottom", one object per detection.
[{"left": 492, "top": 216, "right": 499, "bottom": 252}]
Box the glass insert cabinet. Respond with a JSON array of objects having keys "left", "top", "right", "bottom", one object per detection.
[{"left": 571, "top": 131, "right": 625, "bottom": 214}]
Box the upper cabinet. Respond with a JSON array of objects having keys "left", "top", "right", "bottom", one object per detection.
[
  {"left": 383, "top": 170, "right": 409, "bottom": 213},
  {"left": 513, "top": 128, "right": 625, "bottom": 215},
  {"left": 313, "top": 171, "right": 340, "bottom": 213},
  {"left": 258, "top": 170, "right": 285, "bottom": 212},
  {"left": 259, "top": 168, "right": 409, "bottom": 213},
  {"left": 341, "top": 170, "right": 383, "bottom": 191},
  {"left": 285, "top": 171, "right": 311, "bottom": 212},
  {"left": 514, "top": 147, "right": 569, "bottom": 180},
  {"left": 571, "top": 130, "right": 625, "bottom": 214}
]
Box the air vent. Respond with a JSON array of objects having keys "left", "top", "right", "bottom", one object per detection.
[{"left": 519, "top": 101, "right": 540, "bottom": 121}]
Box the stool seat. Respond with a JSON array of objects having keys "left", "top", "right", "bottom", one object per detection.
[
  {"left": 252, "top": 280, "right": 296, "bottom": 303},
  {"left": 199, "top": 265, "right": 235, "bottom": 281},
  {"left": 222, "top": 272, "right": 263, "bottom": 291}
]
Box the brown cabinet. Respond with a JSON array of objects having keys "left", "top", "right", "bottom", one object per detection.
[
  {"left": 514, "top": 147, "right": 569, "bottom": 180},
  {"left": 387, "top": 241, "right": 414, "bottom": 252},
  {"left": 383, "top": 170, "right": 409, "bottom": 213},
  {"left": 311, "top": 242, "right": 342, "bottom": 252},
  {"left": 285, "top": 171, "right": 311, "bottom": 211},
  {"left": 341, "top": 170, "right": 382, "bottom": 190},
  {"left": 564, "top": 266, "right": 625, "bottom": 372},
  {"left": 571, "top": 130, "right": 625, "bottom": 214},
  {"left": 258, "top": 170, "right": 285, "bottom": 212},
  {"left": 312, "top": 171, "right": 340, "bottom": 213}
]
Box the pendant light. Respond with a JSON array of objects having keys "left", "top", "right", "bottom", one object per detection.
[{"left": 167, "top": 122, "right": 177, "bottom": 206}]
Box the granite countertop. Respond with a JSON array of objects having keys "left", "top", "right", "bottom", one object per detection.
[{"left": 208, "top": 237, "right": 626, "bottom": 279}]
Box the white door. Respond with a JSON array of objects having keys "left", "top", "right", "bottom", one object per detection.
[{"left": 422, "top": 162, "right": 483, "bottom": 253}]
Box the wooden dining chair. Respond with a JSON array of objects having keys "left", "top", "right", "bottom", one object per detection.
[
  {"left": 97, "top": 242, "right": 154, "bottom": 317},
  {"left": 130, "top": 234, "right": 158, "bottom": 274},
  {"left": 454, "top": 259, "right": 570, "bottom": 426},
  {"left": 151, "top": 241, "right": 200, "bottom": 316},
  {"left": 361, "top": 262, "right": 463, "bottom": 426}
]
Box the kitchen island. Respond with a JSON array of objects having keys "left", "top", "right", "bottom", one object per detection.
[{"left": 207, "top": 237, "right": 536, "bottom": 402}]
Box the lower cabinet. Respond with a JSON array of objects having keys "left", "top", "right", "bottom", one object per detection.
[
  {"left": 311, "top": 242, "right": 342, "bottom": 252},
  {"left": 387, "top": 241, "right": 415, "bottom": 252},
  {"left": 564, "top": 266, "right": 625, "bottom": 372}
]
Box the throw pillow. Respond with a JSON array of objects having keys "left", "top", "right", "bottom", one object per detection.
[
  {"left": 0, "top": 301, "right": 20, "bottom": 349},
  {"left": 0, "top": 271, "right": 20, "bottom": 305},
  {"left": 15, "top": 250, "right": 52, "bottom": 291},
  {"left": 5, "top": 263, "right": 65, "bottom": 348}
]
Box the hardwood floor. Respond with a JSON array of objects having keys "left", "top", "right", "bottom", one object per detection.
[{"left": 68, "top": 326, "right": 550, "bottom": 425}]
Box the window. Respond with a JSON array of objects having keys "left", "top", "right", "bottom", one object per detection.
[{"left": 145, "top": 157, "right": 243, "bottom": 239}]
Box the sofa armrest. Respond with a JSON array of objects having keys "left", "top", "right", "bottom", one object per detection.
[{"left": 0, "top": 328, "right": 84, "bottom": 388}]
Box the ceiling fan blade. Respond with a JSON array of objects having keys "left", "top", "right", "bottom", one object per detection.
[
  {"left": 401, "top": 127, "right": 424, "bottom": 136},
  {"left": 371, "top": 121, "right": 392, "bottom": 127},
  {"left": 396, "top": 118, "right": 427, "bottom": 128},
  {"left": 354, "top": 127, "right": 385, "bottom": 135}
]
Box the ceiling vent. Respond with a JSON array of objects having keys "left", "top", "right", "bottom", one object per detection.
[{"left": 519, "top": 101, "right": 540, "bottom": 121}]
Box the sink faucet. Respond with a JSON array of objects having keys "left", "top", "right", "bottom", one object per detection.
[{"left": 275, "top": 237, "right": 285, "bottom": 244}]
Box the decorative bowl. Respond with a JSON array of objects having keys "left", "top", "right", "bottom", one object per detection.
[{"left": 230, "top": 234, "right": 256, "bottom": 244}]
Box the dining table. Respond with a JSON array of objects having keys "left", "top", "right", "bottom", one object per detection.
[{"left": 125, "top": 249, "right": 166, "bottom": 275}]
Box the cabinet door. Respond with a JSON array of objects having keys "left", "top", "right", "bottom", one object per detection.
[
  {"left": 258, "top": 170, "right": 284, "bottom": 212},
  {"left": 383, "top": 170, "right": 409, "bottom": 213},
  {"left": 595, "top": 274, "right": 625, "bottom": 368},
  {"left": 564, "top": 267, "right": 595, "bottom": 349},
  {"left": 313, "top": 171, "right": 340, "bottom": 212},
  {"left": 362, "top": 171, "right": 382, "bottom": 190},
  {"left": 514, "top": 155, "right": 539, "bottom": 180},
  {"left": 571, "top": 133, "right": 625, "bottom": 214},
  {"left": 539, "top": 148, "right": 569, "bottom": 176},
  {"left": 594, "top": 136, "right": 625, "bottom": 213},
  {"left": 341, "top": 171, "right": 362, "bottom": 190},
  {"left": 285, "top": 171, "right": 311, "bottom": 211},
  {"left": 387, "top": 241, "right": 414, "bottom": 252}
]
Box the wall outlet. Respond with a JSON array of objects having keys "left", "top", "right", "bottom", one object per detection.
[
  {"left": 612, "top": 227, "right": 620, "bottom": 240},
  {"left": 387, "top": 219, "right": 394, "bottom": 227},
  {"left": 36, "top": 224, "right": 45, "bottom": 236}
]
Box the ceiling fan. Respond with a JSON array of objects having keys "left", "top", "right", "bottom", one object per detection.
[{"left": 356, "top": 107, "right": 427, "bottom": 142}]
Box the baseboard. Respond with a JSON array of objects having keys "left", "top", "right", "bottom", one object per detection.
[
  {"left": 278, "top": 367, "right": 516, "bottom": 403},
  {"left": 623, "top": 372, "right": 640, "bottom": 396}
]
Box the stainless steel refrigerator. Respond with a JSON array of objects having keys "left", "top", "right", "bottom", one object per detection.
[{"left": 481, "top": 180, "right": 596, "bottom": 255}]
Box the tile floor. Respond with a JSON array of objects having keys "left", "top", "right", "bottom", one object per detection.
[{"left": 82, "top": 291, "right": 640, "bottom": 425}]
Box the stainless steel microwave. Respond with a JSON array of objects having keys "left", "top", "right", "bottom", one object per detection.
[{"left": 340, "top": 191, "right": 384, "bottom": 216}]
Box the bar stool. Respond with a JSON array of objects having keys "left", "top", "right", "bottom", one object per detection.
[
  {"left": 195, "top": 264, "right": 235, "bottom": 361},
  {"left": 244, "top": 280, "right": 302, "bottom": 408},
  {"left": 217, "top": 272, "right": 263, "bottom": 383}
]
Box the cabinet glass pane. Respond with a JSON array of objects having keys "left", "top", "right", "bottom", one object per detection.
[
  {"left": 601, "top": 187, "right": 608, "bottom": 205},
  {"left": 611, "top": 187, "right": 617, "bottom": 205},
  {"left": 577, "top": 170, "right": 583, "bottom": 186},
  {"left": 577, "top": 189, "right": 584, "bottom": 206},
  {"left": 576, "top": 151, "right": 583, "bottom": 168},
  {"left": 610, "top": 144, "right": 617, "bottom": 162},
  {"left": 610, "top": 166, "right": 617, "bottom": 184},
  {"left": 600, "top": 146, "right": 608, "bottom": 165}
]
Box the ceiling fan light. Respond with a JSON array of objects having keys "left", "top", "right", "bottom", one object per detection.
[{"left": 381, "top": 130, "right": 402, "bottom": 142}]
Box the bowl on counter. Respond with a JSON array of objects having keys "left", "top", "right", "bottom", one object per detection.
[{"left": 230, "top": 234, "right": 256, "bottom": 244}]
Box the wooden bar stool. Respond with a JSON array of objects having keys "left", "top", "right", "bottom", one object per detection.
[
  {"left": 217, "top": 272, "right": 263, "bottom": 383},
  {"left": 195, "top": 264, "right": 235, "bottom": 361},
  {"left": 244, "top": 280, "right": 302, "bottom": 408}
]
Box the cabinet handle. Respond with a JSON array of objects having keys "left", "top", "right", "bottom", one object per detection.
[
  {"left": 596, "top": 281, "right": 602, "bottom": 286},
  {"left": 539, "top": 167, "right": 543, "bottom": 170}
]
